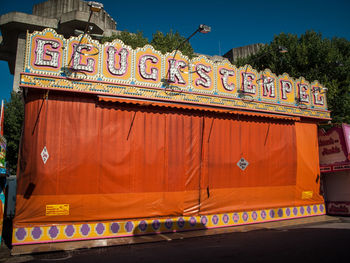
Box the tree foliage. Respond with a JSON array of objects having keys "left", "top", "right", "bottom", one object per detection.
[
  {"left": 101, "top": 30, "right": 149, "bottom": 49},
  {"left": 4, "top": 91, "right": 24, "bottom": 174},
  {"left": 101, "top": 30, "right": 195, "bottom": 58},
  {"left": 234, "top": 30, "right": 350, "bottom": 123},
  {"left": 150, "top": 30, "right": 195, "bottom": 58}
]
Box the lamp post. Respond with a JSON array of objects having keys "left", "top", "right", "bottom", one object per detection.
[
  {"left": 164, "top": 24, "right": 211, "bottom": 93},
  {"left": 172, "top": 24, "right": 211, "bottom": 61},
  {"left": 278, "top": 45, "right": 288, "bottom": 53},
  {"left": 64, "top": 1, "right": 104, "bottom": 79},
  {"left": 75, "top": 1, "right": 104, "bottom": 52}
]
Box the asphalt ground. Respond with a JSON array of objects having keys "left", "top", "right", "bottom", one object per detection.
[{"left": 1, "top": 215, "right": 349, "bottom": 263}]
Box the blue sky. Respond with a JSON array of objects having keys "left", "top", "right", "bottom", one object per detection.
[{"left": 0, "top": 0, "right": 349, "bottom": 101}]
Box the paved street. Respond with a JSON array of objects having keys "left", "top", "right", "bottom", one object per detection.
[{"left": 3, "top": 217, "right": 350, "bottom": 263}]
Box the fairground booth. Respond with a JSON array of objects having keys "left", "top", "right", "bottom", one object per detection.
[
  {"left": 12, "top": 28, "right": 330, "bottom": 252},
  {"left": 319, "top": 124, "right": 350, "bottom": 215}
]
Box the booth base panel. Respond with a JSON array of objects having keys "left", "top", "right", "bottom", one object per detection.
[
  {"left": 12, "top": 204, "right": 325, "bottom": 254},
  {"left": 326, "top": 201, "right": 350, "bottom": 216}
]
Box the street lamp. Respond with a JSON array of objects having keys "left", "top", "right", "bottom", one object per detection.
[
  {"left": 75, "top": 1, "right": 104, "bottom": 55},
  {"left": 278, "top": 46, "right": 288, "bottom": 53},
  {"left": 64, "top": 1, "right": 104, "bottom": 79},
  {"left": 172, "top": 24, "right": 211, "bottom": 60},
  {"left": 198, "top": 24, "right": 211, "bottom": 34},
  {"left": 87, "top": 1, "right": 104, "bottom": 12},
  {"left": 164, "top": 24, "right": 211, "bottom": 93}
]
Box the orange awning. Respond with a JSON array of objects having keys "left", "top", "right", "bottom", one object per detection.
[{"left": 98, "top": 95, "right": 300, "bottom": 121}]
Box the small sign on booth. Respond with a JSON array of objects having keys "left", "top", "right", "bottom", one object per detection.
[
  {"left": 319, "top": 124, "right": 350, "bottom": 215},
  {"left": 343, "top": 123, "right": 350, "bottom": 160}
]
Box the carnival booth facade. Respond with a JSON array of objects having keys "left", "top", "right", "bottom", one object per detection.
[
  {"left": 12, "top": 29, "right": 330, "bottom": 252},
  {"left": 319, "top": 124, "right": 350, "bottom": 215}
]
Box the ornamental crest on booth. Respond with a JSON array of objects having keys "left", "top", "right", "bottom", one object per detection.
[{"left": 23, "top": 28, "right": 329, "bottom": 116}]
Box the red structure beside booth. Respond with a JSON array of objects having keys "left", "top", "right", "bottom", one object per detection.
[{"left": 319, "top": 124, "right": 350, "bottom": 215}]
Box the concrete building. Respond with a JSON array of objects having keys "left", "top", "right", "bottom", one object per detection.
[
  {"left": 223, "top": 43, "right": 264, "bottom": 63},
  {"left": 0, "top": 0, "right": 119, "bottom": 92}
]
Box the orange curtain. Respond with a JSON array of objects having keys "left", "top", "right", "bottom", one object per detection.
[
  {"left": 14, "top": 90, "right": 323, "bottom": 226},
  {"left": 294, "top": 122, "right": 323, "bottom": 204},
  {"left": 199, "top": 116, "right": 298, "bottom": 215}
]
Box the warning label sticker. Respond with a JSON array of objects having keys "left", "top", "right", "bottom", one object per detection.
[
  {"left": 301, "top": 191, "right": 313, "bottom": 199},
  {"left": 46, "top": 204, "right": 69, "bottom": 216}
]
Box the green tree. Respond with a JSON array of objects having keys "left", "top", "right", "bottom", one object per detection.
[
  {"left": 101, "top": 30, "right": 148, "bottom": 49},
  {"left": 234, "top": 31, "right": 350, "bottom": 123},
  {"left": 4, "top": 91, "right": 24, "bottom": 174},
  {"left": 150, "top": 30, "right": 195, "bottom": 58},
  {"left": 101, "top": 30, "right": 195, "bottom": 59}
]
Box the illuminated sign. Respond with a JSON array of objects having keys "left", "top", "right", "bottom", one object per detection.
[{"left": 20, "top": 28, "right": 330, "bottom": 119}]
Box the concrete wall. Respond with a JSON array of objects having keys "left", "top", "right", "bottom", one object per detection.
[
  {"left": 223, "top": 43, "right": 264, "bottom": 62},
  {"left": 32, "top": 0, "right": 116, "bottom": 30}
]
